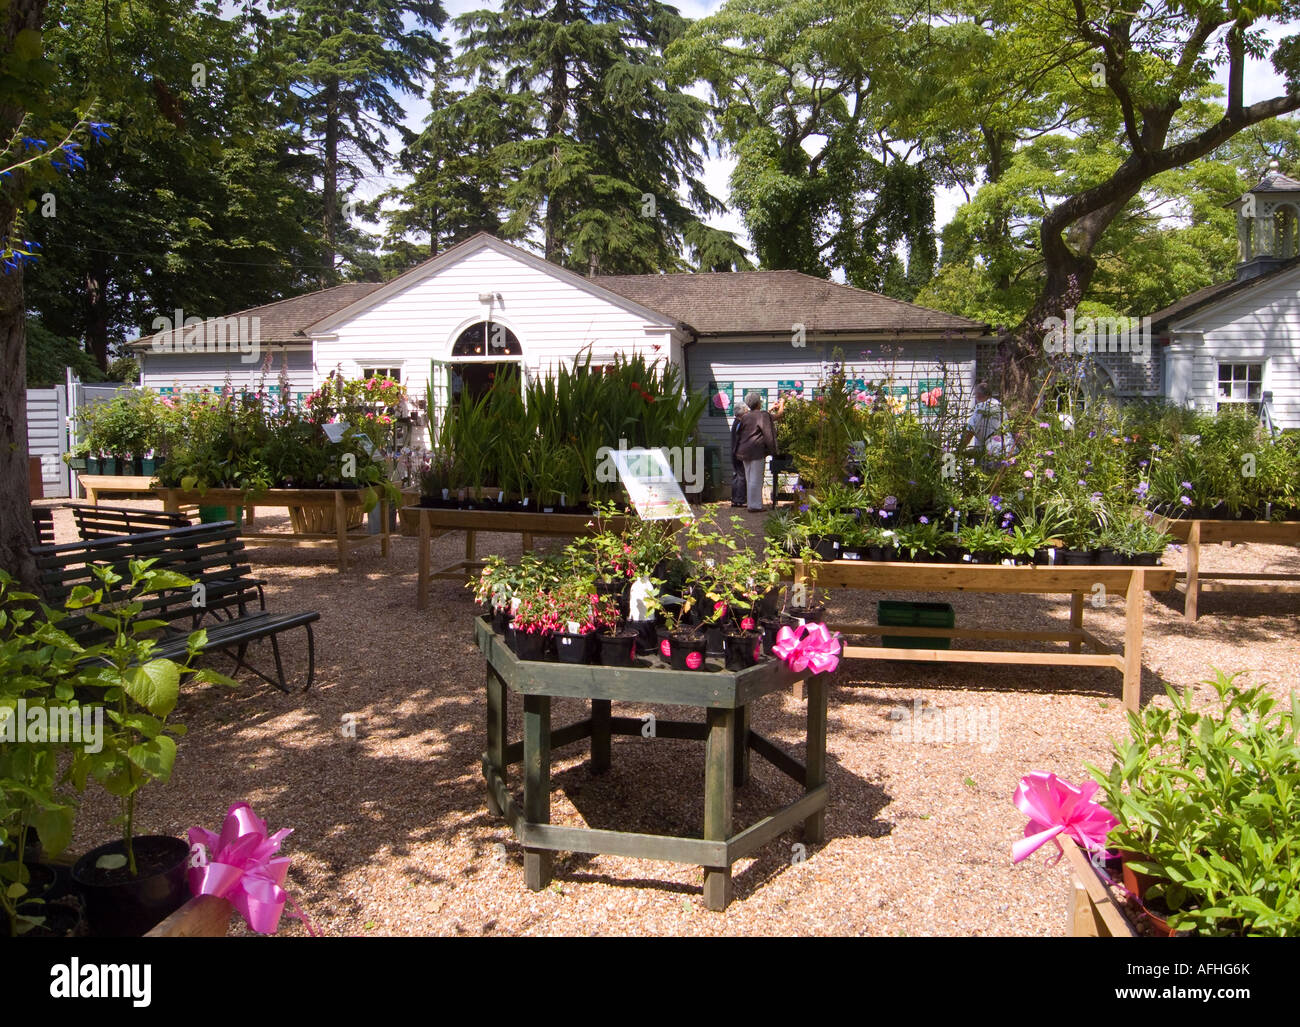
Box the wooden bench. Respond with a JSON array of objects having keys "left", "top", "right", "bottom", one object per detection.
[
  {"left": 31, "top": 522, "right": 320, "bottom": 692},
  {"left": 72, "top": 503, "right": 192, "bottom": 541},
  {"left": 31, "top": 507, "right": 55, "bottom": 546}
]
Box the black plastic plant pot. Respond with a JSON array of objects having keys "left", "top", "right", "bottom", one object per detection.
[
  {"left": 809, "top": 535, "right": 841, "bottom": 561},
  {"left": 513, "top": 630, "right": 553, "bottom": 661},
  {"left": 71, "top": 835, "right": 190, "bottom": 937},
  {"left": 760, "top": 619, "right": 781, "bottom": 656},
  {"left": 704, "top": 624, "right": 725, "bottom": 657},
  {"left": 626, "top": 619, "right": 658, "bottom": 656},
  {"left": 555, "top": 632, "right": 597, "bottom": 664},
  {"left": 668, "top": 632, "right": 708, "bottom": 671},
  {"left": 724, "top": 632, "right": 761, "bottom": 672},
  {"left": 1056, "top": 548, "right": 1096, "bottom": 565},
  {"left": 1130, "top": 552, "right": 1162, "bottom": 566},
  {"left": 755, "top": 588, "right": 782, "bottom": 620},
  {"left": 16, "top": 900, "right": 82, "bottom": 937},
  {"left": 1095, "top": 547, "right": 1122, "bottom": 566},
  {"left": 491, "top": 607, "right": 510, "bottom": 634},
  {"left": 597, "top": 632, "right": 637, "bottom": 667},
  {"left": 839, "top": 546, "right": 864, "bottom": 561}
]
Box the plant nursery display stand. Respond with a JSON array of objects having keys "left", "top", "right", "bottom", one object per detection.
[
  {"left": 77, "top": 474, "right": 162, "bottom": 504},
  {"left": 475, "top": 618, "right": 826, "bottom": 911},
  {"left": 1153, "top": 516, "right": 1300, "bottom": 622},
  {"left": 156, "top": 487, "right": 389, "bottom": 572},
  {"left": 402, "top": 507, "right": 633, "bottom": 608},
  {"left": 791, "top": 560, "right": 1176, "bottom": 712},
  {"left": 1060, "top": 837, "right": 1138, "bottom": 938}
]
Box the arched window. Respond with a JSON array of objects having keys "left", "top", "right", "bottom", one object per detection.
[{"left": 451, "top": 321, "right": 522, "bottom": 357}]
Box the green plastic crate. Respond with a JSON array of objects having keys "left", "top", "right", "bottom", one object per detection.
[{"left": 878, "top": 600, "right": 954, "bottom": 649}]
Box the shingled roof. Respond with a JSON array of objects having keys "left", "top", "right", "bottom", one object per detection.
[
  {"left": 595, "top": 270, "right": 986, "bottom": 337},
  {"left": 132, "top": 282, "right": 383, "bottom": 348},
  {"left": 1148, "top": 256, "right": 1300, "bottom": 331}
]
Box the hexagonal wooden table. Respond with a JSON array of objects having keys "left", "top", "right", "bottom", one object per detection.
[{"left": 475, "top": 618, "right": 826, "bottom": 911}]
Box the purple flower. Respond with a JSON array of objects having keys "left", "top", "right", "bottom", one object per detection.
[
  {"left": 1088, "top": 431, "right": 1096, "bottom": 439},
  {"left": 990, "top": 495, "right": 1002, "bottom": 510},
  {"left": 1134, "top": 482, "right": 1150, "bottom": 496},
  {"left": 1138, "top": 460, "right": 1148, "bottom": 468},
  {"left": 1180, "top": 481, "right": 1192, "bottom": 490},
  {"left": 919, "top": 516, "right": 930, "bottom": 524},
  {"left": 1077, "top": 479, "right": 1087, "bottom": 487},
  {"left": 1037, "top": 422, "right": 1049, "bottom": 429},
  {"left": 1043, "top": 450, "right": 1054, "bottom": 457},
  {"left": 799, "top": 504, "right": 810, "bottom": 512},
  {"left": 848, "top": 476, "right": 860, "bottom": 484},
  {"left": 1044, "top": 469, "right": 1055, "bottom": 479},
  {"left": 1024, "top": 470, "right": 1033, "bottom": 478},
  {"left": 1179, "top": 496, "right": 1192, "bottom": 506}
]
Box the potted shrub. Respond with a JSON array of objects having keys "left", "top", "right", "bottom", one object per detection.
[
  {"left": 1088, "top": 670, "right": 1300, "bottom": 936},
  {"left": 509, "top": 588, "right": 559, "bottom": 661},
  {"left": 58, "top": 562, "right": 236, "bottom": 936}
]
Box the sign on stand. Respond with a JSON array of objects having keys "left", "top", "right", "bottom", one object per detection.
[{"left": 610, "top": 447, "right": 693, "bottom": 521}]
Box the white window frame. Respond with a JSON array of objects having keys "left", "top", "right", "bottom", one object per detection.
[{"left": 1216, "top": 361, "right": 1265, "bottom": 412}]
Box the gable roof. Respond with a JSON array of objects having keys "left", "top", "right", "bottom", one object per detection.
[
  {"left": 1148, "top": 256, "right": 1300, "bottom": 331},
  {"left": 130, "top": 282, "right": 383, "bottom": 349},
  {"left": 307, "top": 232, "right": 686, "bottom": 336},
  {"left": 595, "top": 269, "right": 986, "bottom": 337}
]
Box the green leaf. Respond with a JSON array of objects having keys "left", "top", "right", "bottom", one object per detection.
[
  {"left": 94, "top": 853, "right": 127, "bottom": 871},
  {"left": 124, "top": 659, "right": 180, "bottom": 717},
  {"left": 127, "top": 735, "right": 177, "bottom": 781}
]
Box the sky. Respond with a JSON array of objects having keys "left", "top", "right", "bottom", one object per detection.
[{"left": 361, "top": 1, "right": 1298, "bottom": 262}]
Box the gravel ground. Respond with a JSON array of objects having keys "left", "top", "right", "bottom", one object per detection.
[{"left": 41, "top": 500, "right": 1300, "bottom": 937}]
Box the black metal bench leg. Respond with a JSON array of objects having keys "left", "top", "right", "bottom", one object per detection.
[
  {"left": 302, "top": 622, "right": 315, "bottom": 692},
  {"left": 267, "top": 632, "right": 292, "bottom": 694}
]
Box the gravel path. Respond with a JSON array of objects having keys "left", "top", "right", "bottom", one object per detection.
[{"left": 45, "top": 502, "right": 1300, "bottom": 936}]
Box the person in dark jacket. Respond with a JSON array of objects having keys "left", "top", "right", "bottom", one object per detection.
[
  {"left": 730, "top": 401, "right": 748, "bottom": 507},
  {"left": 735, "top": 392, "right": 776, "bottom": 512}
]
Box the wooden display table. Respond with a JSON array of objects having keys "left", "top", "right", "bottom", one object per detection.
[
  {"left": 791, "top": 560, "right": 1176, "bottom": 711},
  {"left": 402, "top": 507, "right": 633, "bottom": 608},
  {"left": 156, "top": 487, "right": 389, "bottom": 572},
  {"left": 475, "top": 617, "right": 825, "bottom": 911},
  {"left": 78, "top": 474, "right": 161, "bottom": 503},
  {"left": 1153, "top": 516, "right": 1300, "bottom": 621},
  {"left": 1061, "top": 837, "right": 1138, "bottom": 938}
]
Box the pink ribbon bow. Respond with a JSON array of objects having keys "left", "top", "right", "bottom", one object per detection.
[
  {"left": 188, "top": 802, "right": 317, "bottom": 935},
  {"left": 771, "top": 622, "right": 842, "bottom": 675},
  {"left": 1011, "top": 772, "right": 1116, "bottom": 866}
]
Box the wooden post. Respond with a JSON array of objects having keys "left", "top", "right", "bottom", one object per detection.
[
  {"left": 591, "top": 698, "right": 611, "bottom": 774},
  {"left": 732, "top": 704, "right": 750, "bottom": 787},
  {"left": 1069, "top": 591, "right": 1084, "bottom": 653},
  {"left": 1123, "top": 570, "right": 1144, "bottom": 713},
  {"left": 162, "top": 489, "right": 179, "bottom": 514},
  {"left": 486, "top": 665, "right": 507, "bottom": 815},
  {"left": 417, "top": 509, "right": 431, "bottom": 611},
  {"left": 1185, "top": 520, "right": 1201, "bottom": 622},
  {"left": 804, "top": 675, "right": 828, "bottom": 844},
  {"left": 523, "top": 694, "right": 553, "bottom": 891},
  {"left": 702, "top": 706, "right": 734, "bottom": 911},
  {"left": 521, "top": 531, "right": 534, "bottom": 553},
  {"left": 334, "top": 489, "right": 348, "bottom": 572},
  {"left": 465, "top": 529, "right": 476, "bottom": 569}
]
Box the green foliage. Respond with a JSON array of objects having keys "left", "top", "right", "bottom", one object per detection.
[
  {"left": 1091, "top": 670, "right": 1300, "bottom": 937},
  {"left": 25, "top": 320, "right": 103, "bottom": 387}
]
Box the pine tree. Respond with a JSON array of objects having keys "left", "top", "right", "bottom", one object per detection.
[
  {"left": 268, "top": 0, "right": 450, "bottom": 283},
  {"left": 455, "top": 0, "right": 750, "bottom": 274}
]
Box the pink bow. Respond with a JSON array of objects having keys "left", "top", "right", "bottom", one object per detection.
[
  {"left": 771, "top": 623, "right": 841, "bottom": 675},
  {"left": 188, "top": 802, "right": 317, "bottom": 935},
  {"left": 1011, "top": 772, "right": 1116, "bottom": 866}
]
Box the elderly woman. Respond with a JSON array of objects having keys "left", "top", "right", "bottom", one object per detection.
[
  {"left": 734, "top": 392, "right": 777, "bottom": 513},
  {"left": 730, "top": 401, "right": 749, "bottom": 507}
]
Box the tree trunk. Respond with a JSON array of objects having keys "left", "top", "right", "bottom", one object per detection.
[
  {"left": 543, "top": 0, "right": 568, "bottom": 264},
  {"left": 0, "top": 0, "right": 48, "bottom": 587},
  {"left": 84, "top": 257, "right": 110, "bottom": 371},
  {"left": 322, "top": 76, "right": 339, "bottom": 285}
]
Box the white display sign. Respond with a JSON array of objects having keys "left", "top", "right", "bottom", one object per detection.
[{"left": 609, "top": 447, "right": 693, "bottom": 521}]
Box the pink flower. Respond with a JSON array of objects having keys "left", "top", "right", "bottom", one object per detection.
[
  {"left": 1024, "top": 470, "right": 1033, "bottom": 478},
  {"left": 1044, "top": 469, "right": 1055, "bottom": 479}
]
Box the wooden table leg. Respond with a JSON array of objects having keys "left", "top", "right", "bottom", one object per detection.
[
  {"left": 523, "top": 694, "right": 552, "bottom": 891},
  {"left": 591, "top": 698, "right": 611, "bottom": 774},
  {"left": 521, "top": 531, "right": 534, "bottom": 553},
  {"left": 486, "top": 666, "right": 507, "bottom": 815},
  {"left": 1122, "top": 570, "right": 1144, "bottom": 713},
  {"left": 1185, "top": 520, "right": 1201, "bottom": 622},
  {"left": 465, "top": 529, "right": 477, "bottom": 573},
  {"left": 335, "top": 490, "right": 348, "bottom": 572},
  {"left": 161, "top": 489, "right": 178, "bottom": 514},
  {"left": 732, "top": 704, "right": 750, "bottom": 787},
  {"left": 804, "top": 675, "right": 827, "bottom": 844},
  {"left": 1069, "top": 591, "right": 1084, "bottom": 653},
  {"left": 702, "top": 706, "right": 735, "bottom": 911},
  {"left": 417, "top": 512, "right": 431, "bottom": 611}
]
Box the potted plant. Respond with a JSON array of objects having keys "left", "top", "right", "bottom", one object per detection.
[
  {"left": 647, "top": 587, "right": 705, "bottom": 670},
  {"left": 1088, "top": 670, "right": 1300, "bottom": 936},
  {"left": 509, "top": 588, "right": 560, "bottom": 661},
  {"left": 61, "top": 562, "right": 236, "bottom": 936},
  {"left": 553, "top": 579, "right": 616, "bottom": 665}
]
